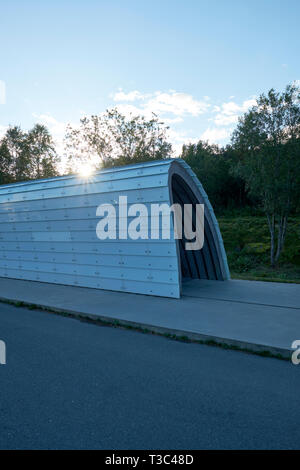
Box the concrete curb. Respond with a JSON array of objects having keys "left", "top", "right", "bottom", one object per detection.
[{"left": 0, "top": 294, "right": 292, "bottom": 360}]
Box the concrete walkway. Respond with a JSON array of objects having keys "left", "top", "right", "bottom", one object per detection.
[{"left": 0, "top": 277, "right": 299, "bottom": 358}]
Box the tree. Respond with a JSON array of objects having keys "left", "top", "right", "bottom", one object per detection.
[
  {"left": 0, "top": 139, "right": 13, "bottom": 184},
  {"left": 0, "top": 124, "right": 59, "bottom": 184},
  {"left": 231, "top": 84, "right": 300, "bottom": 266},
  {"left": 3, "top": 126, "right": 31, "bottom": 182},
  {"left": 64, "top": 108, "right": 173, "bottom": 170},
  {"left": 27, "top": 124, "right": 58, "bottom": 179},
  {"left": 181, "top": 140, "right": 249, "bottom": 211}
]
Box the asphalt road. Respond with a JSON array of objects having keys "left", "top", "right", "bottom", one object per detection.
[{"left": 0, "top": 302, "right": 299, "bottom": 450}]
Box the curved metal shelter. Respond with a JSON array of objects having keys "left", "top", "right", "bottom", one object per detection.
[{"left": 0, "top": 159, "right": 229, "bottom": 298}]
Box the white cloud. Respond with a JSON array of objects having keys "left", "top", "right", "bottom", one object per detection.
[
  {"left": 214, "top": 114, "right": 239, "bottom": 126},
  {"left": 34, "top": 113, "right": 67, "bottom": 137},
  {"left": 112, "top": 103, "right": 149, "bottom": 118},
  {"left": 0, "top": 124, "right": 8, "bottom": 138},
  {"left": 32, "top": 114, "right": 74, "bottom": 168},
  {"left": 241, "top": 98, "right": 257, "bottom": 110},
  {"left": 162, "top": 116, "right": 184, "bottom": 124},
  {"left": 200, "top": 127, "right": 233, "bottom": 144},
  {"left": 33, "top": 113, "right": 68, "bottom": 152},
  {"left": 113, "top": 90, "right": 146, "bottom": 102},
  {"left": 145, "top": 91, "right": 210, "bottom": 117},
  {"left": 28, "top": 91, "right": 258, "bottom": 164},
  {"left": 113, "top": 89, "right": 210, "bottom": 118},
  {"left": 167, "top": 128, "right": 199, "bottom": 156},
  {"left": 213, "top": 98, "right": 256, "bottom": 126}
]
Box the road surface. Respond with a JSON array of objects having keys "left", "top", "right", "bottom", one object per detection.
[{"left": 0, "top": 302, "right": 299, "bottom": 449}]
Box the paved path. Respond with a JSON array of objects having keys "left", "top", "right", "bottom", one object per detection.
[
  {"left": 0, "top": 278, "right": 299, "bottom": 357},
  {"left": 0, "top": 302, "right": 299, "bottom": 449}
]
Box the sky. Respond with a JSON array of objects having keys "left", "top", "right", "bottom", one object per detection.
[{"left": 0, "top": 0, "right": 299, "bottom": 158}]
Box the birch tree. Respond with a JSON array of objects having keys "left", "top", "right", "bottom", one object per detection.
[{"left": 231, "top": 84, "right": 300, "bottom": 266}]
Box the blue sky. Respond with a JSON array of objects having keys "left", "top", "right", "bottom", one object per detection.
[{"left": 0, "top": 0, "right": 299, "bottom": 155}]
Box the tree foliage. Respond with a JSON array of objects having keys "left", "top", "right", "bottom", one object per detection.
[
  {"left": 64, "top": 108, "right": 173, "bottom": 170},
  {"left": 27, "top": 124, "right": 58, "bottom": 179},
  {"left": 181, "top": 140, "right": 250, "bottom": 210},
  {"left": 231, "top": 84, "right": 300, "bottom": 265},
  {"left": 0, "top": 124, "right": 58, "bottom": 184},
  {"left": 1, "top": 83, "right": 299, "bottom": 274}
]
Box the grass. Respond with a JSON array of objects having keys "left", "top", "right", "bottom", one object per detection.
[
  {"left": 218, "top": 215, "right": 300, "bottom": 283},
  {"left": 0, "top": 297, "right": 288, "bottom": 361}
]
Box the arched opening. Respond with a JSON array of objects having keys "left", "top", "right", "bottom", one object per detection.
[{"left": 171, "top": 173, "right": 223, "bottom": 281}]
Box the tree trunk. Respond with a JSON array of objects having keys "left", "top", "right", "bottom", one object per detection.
[
  {"left": 267, "top": 213, "right": 275, "bottom": 267},
  {"left": 274, "top": 214, "right": 288, "bottom": 264}
]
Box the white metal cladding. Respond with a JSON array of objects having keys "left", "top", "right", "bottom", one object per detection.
[{"left": 0, "top": 159, "right": 230, "bottom": 298}]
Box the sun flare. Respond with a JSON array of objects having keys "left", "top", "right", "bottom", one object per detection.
[{"left": 78, "top": 164, "right": 95, "bottom": 178}]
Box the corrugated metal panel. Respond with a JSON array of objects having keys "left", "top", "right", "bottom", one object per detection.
[{"left": 0, "top": 159, "right": 230, "bottom": 298}]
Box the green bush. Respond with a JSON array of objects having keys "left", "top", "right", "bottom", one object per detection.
[{"left": 218, "top": 215, "right": 300, "bottom": 281}]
